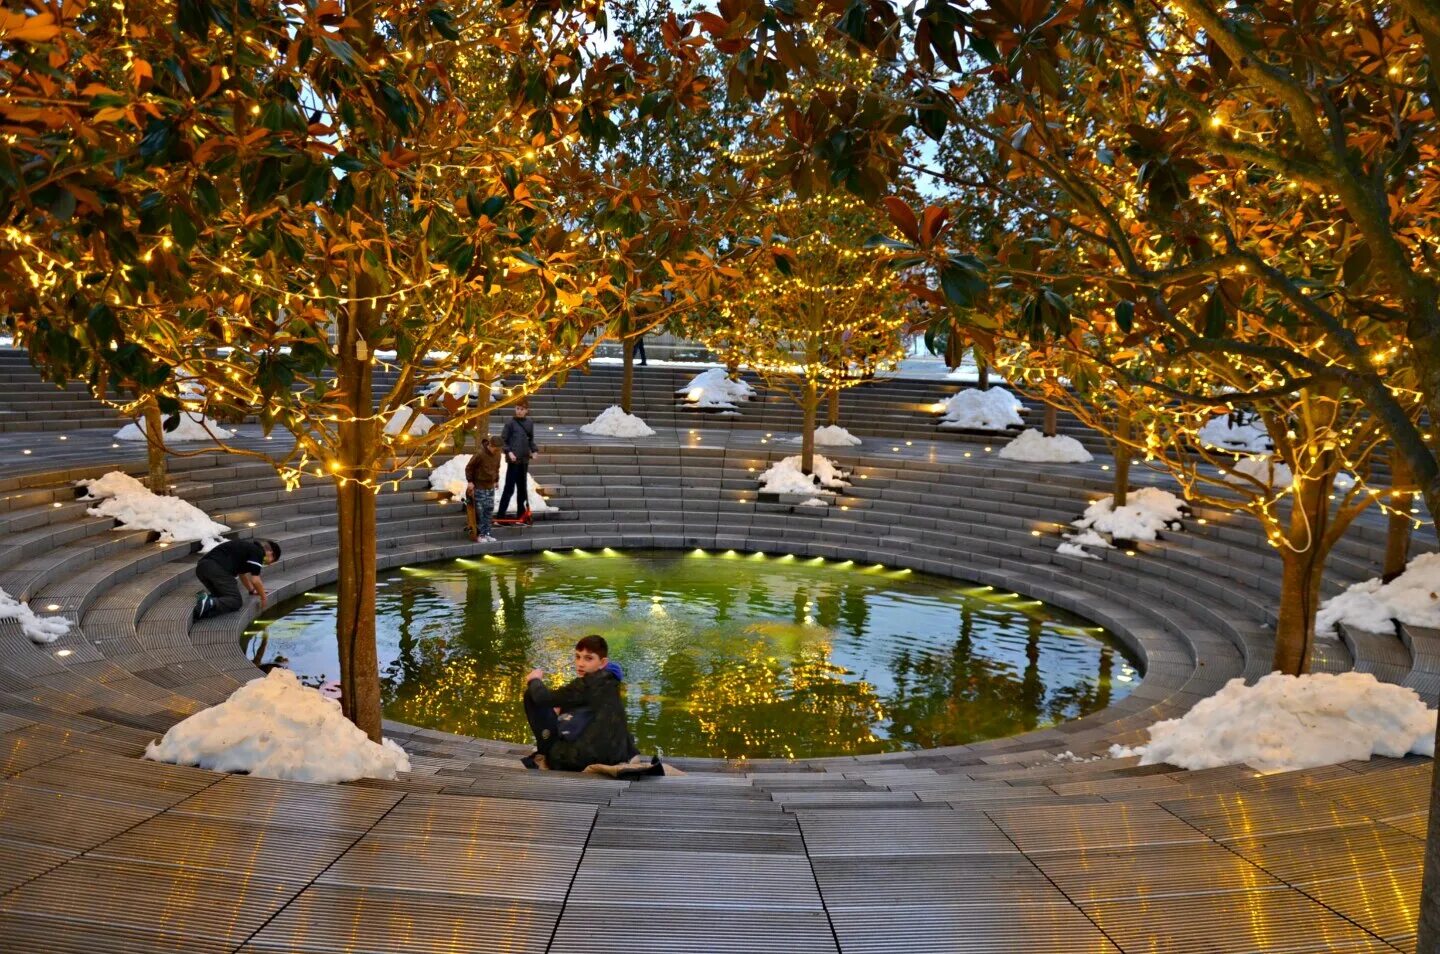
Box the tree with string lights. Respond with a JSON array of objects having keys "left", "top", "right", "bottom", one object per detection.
[
  {"left": 702, "top": 0, "right": 1440, "bottom": 935},
  {"left": 690, "top": 192, "right": 910, "bottom": 476},
  {"left": 0, "top": 0, "right": 709, "bottom": 739}
]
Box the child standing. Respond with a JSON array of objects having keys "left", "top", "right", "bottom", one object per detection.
[
  {"left": 496, "top": 402, "right": 538, "bottom": 524},
  {"left": 465, "top": 435, "right": 502, "bottom": 543}
]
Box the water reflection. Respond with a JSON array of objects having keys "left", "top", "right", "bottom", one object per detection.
[{"left": 245, "top": 551, "right": 1139, "bottom": 759}]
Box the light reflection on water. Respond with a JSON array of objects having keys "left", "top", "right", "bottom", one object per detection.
[{"left": 244, "top": 550, "right": 1140, "bottom": 759}]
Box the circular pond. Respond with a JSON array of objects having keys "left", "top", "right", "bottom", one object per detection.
[{"left": 244, "top": 549, "right": 1140, "bottom": 759}]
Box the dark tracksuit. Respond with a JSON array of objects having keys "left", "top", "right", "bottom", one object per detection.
[
  {"left": 524, "top": 662, "right": 638, "bottom": 771},
  {"left": 496, "top": 415, "right": 537, "bottom": 519},
  {"left": 195, "top": 540, "right": 266, "bottom": 618}
]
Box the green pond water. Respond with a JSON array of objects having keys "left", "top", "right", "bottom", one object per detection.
[{"left": 244, "top": 550, "right": 1139, "bottom": 759}]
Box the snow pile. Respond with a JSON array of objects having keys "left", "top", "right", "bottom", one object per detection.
[
  {"left": 1199, "top": 414, "right": 1272, "bottom": 453},
  {"left": 798, "top": 497, "right": 829, "bottom": 508},
  {"left": 428, "top": 454, "right": 556, "bottom": 513},
  {"left": 813, "top": 425, "right": 861, "bottom": 447},
  {"left": 384, "top": 409, "right": 435, "bottom": 436},
  {"left": 1109, "top": 671, "right": 1435, "bottom": 773},
  {"left": 998, "top": 429, "right": 1093, "bottom": 463},
  {"left": 679, "top": 368, "right": 756, "bottom": 409},
  {"left": 1056, "top": 542, "right": 1100, "bottom": 560},
  {"left": 936, "top": 388, "right": 1023, "bottom": 431},
  {"left": 0, "top": 586, "right": 70, "bottom": 644},
  {"left": 77, "top": 471, "right": 228, "bottom": 546},
  {"left": 580, "top": 406, "right": 656, "bottom": 438},
  {"left": 758, "top": 454, "right": 849, "bottom": 496},
  {"left": 419, "top": 378, "right": 502, "bottom": 402},
  {"left": 1052, "top": 751, "right": 1103, "bottom": 763},
  {"left": 1072, "top": 487, "right": 1185, "bottom": 542},
  {"left": 115, "top": 411, "right": 233, "bottom": 443},
  {"left": 144, "top": 668, "right": 411, "bottom": 783},
  {"left": 1225, "top": 454, "right": 1293, "bottom": 489},
  {"left": 1317, "top": 552, "right": 1440, "bottom": 635}
]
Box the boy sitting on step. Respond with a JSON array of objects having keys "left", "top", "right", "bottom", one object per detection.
[{"left": 522, "top": 635, "right": 638, "bottom": 771}]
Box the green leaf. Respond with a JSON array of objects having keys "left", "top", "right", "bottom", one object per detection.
[
  {"left": 1115, "top": 299, "right": 1134, "bottom": 333},
  {"left": 863, "top": 234, "right": 916, "bottom": 251},
  {"left": 332, "top": 152, "right": 366, "bottom": 173},
  {"left": 193, "top": 177, "right": 220, "bottom": 216},
  {"left": 1343, "top": 244, "right": 1372, "bottom": 288},
  {"left": 300, "top": 164, "right": 332, "bottom": 205},
  {"left": 331, "top": 176, "right": 356, "bottom": 215},
  {"left": 428, "top": 6, "right": 461, "bottom": 39},
  {"left": 322, "top": 37, "right": 361, "bottom": 68},
  {"left": 170, "top": 206, "right": 198, "bottom": 250},
  {"left": 176, "top": 0, "right": 211, "bottom": 40},
  {"left": 87, "top": 303, "right": 118, "bottom": 343},
  {"left": 138, "top": 119, "right": 175, "bottom": 162},
  {"left": 1203, "top": 289, "right": 1228, "bottom": 337},
  {"left": 480, "top": 195, "right": 506, "bottom": 218},
  {"left": 245, "top": 157, "right": 281, "bottom": 209},
  {"left": 967, "top": 35, "right": 1000, "bottom": 64}
]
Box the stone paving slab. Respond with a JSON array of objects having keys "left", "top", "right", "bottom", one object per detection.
[{"left": 237, "top": 884, "right": 560, "bottom": 953}]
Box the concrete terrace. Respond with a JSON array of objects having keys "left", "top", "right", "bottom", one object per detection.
[{"left": 0, "top": 347, "right": 1431, "bottom": 953}]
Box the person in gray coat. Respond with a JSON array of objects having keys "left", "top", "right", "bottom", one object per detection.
[{"left": 496, "top": 402, "right": 538, "bottom": 522}]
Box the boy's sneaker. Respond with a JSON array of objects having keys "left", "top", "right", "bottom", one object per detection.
[
  {"left": 191, "top": 593, "right": 212, "bottom": 622},
  {"left": 480, "top": 535, "right": 498, "bottom": 543}
]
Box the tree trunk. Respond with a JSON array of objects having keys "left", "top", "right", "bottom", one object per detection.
[
  {"left": 335, "top": 470, "right": 381, "bottom": 740},
  {"left": 1271, "top": 468, "right": 1334, "bottom": 675},
  {"left": 142, "top": 397, "right": 168, "bottom": 493},
  {"left": 826, "top": 388, "right": 840, "bottom": 427},
  {"left": 801, "top": 377, "right": 818, "bottom": 476},
  {"left": 1043, "top": 404, "right": 1058, "bottom": 438},
  {"left": 976, "top": 353, "right": 990, "bottom": 391},
  {"left": 334, "top": 270, "right": 383, "bottom": 742},
  {"left": 1113, "top": 413, "right": 1132, "bottom": 507},
  {"left": 1385, "top": 451, "right": 1414, "bottom": 581},
  {"left": 621, "top": 336, "right": 635, "bottom": 415}
]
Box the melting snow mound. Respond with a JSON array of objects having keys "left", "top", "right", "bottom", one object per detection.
[
  {"left": 1071, "top": 487, "right": 1185, "bottom": 542},
  {"left": 999, "top": 429, "right": 1093, "bottom": 463},
  {"left": 428, "top": 454, "right": 555, "bottom": 513},
  {"left": 384, "top": 409, "right": 435, "bottom": 436},
  {"left": 144, "top": 668, "right": 411, "bottom": 783},
  {"left": 77, "top": 471, "right": 228, "bottom": 546},
  {"left": 1225, "top": 454, "right": 1293, "bottom": 489},
  {"left": 1318, "top": 552, "right": 1440, "bottom": 635},
  {"left": 0, "top": 586, "right": 70, "bottom": 644},
  {"left": 581, "top": 406, "right": 656, "bottom": 438},
  {"left": 1110, "top": 671, "right": 1435, "bottom": 773},
  {"left": 1199, "top": 414, "right": 1272, "bottom": 453},
  {"left": 758, "top": 454, "right": 849, "bottom": 496},
  {"left": 935, "top": 388, "right": 1024, "bottom": 431},
  {"left": 813, "top": 425, "right": 861, "bottom": 447},
  {"left": 115, "top": 411, "right": 233, "bottom": 443},
  {"left": 679, "top": 368, "right": 756, "bottom": 409}
]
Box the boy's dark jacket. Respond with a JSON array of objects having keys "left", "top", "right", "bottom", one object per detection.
[
  {"left": 501, "top": 416, "right": 537, "bottom": 461},
  {"left": 526, "top": 665, "right": 637, "bottom": 771},
  {"left": 464, "top": 443, "right": 501, "bottom": 489}
]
